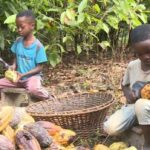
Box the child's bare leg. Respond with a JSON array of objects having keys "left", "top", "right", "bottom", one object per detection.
[{"left": 141, "top": 125, "right": 150, "bottom": 150}]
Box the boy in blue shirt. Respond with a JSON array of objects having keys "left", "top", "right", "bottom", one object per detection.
[{"left": 0, "top": 10, "right": 52, "bottom": 100}]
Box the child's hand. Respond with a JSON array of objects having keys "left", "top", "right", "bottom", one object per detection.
[
  {"left": 12, "top": 72, "right": 23, "bottom": 83},
  {"left": 127, "top": 91, "right": 137, "bottom": 104},
  {"left": 9, "top": 65, "right": 16, "bottom": 71},
  {"left": 15, "top": 72, "right": 23, "bottom": 82}
]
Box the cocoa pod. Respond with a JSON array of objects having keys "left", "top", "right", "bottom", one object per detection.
[
  {"left": 0, "top": 134, "right": 15, "bottom": 150},
  {"left": 24, "top": 123, "right": 53, "bottom": 148},
  {"left": 9, "top": 107, "right": 26, "bottom": 128},
  {"left": 15, "top": 130, "right": 41, "bottom": 150},
  {"left": 2, "top": 125, "right": 15, "bottom": 144},
  {"left": 36, "top": 121, "right": 62, "bottom": 136}
]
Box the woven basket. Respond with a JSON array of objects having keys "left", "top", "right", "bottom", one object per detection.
[{"left": 26, "top": 92, "right": 114, "bottom": 137}]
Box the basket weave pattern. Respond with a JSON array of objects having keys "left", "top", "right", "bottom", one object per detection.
[{"left": 26, "top": 92, "right": 114, "bottom": 137}]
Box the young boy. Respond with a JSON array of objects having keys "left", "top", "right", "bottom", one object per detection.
[
  {"left": 0, "top": 10, "right": 52, "bottom": 100},
  {"left": 104, "top": 24, "right": 150, "bottom": 150}
]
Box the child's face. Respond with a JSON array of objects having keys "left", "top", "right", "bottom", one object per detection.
[
  {"left": 133, "top": 39, "right": 150, "bottom": 66},
  {"left": 16, "top": 16, "right": 34, "bottom": 37}
]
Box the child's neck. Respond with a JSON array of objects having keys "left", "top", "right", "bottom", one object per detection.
[
  {"left": 23, "top": 33, "right": 34, "bottom": 41},
  {"left": 23, "top": 34, "right": 35, "bottom": 47},
  {"left": 141, "top": 62, "right": 150, "bottom": 72}
]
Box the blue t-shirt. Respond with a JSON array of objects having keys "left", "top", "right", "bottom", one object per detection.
[{"left": 11, "top": 37, "right": 47, "bottom": 79}]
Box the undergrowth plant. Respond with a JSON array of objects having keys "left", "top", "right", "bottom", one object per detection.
[{"left": 1, "top": 0, "right": 149, "bottom": 66}]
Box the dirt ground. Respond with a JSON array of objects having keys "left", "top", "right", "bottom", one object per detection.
[{"left": 44, "top": 59, "right": 129, "bottom": 104}]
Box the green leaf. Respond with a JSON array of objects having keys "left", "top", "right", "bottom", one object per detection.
[
  {"left": 99, "top": 41, "right": 110, "bottom": 49},
  {"left": 85, "top": 14, "right": 91, "bottom": 24},
  {"left": 66, "top": 9, "right": 76, "bottom": 21},
  {"left": 101, "top": 23, "right": 109, "bottom": 33},
  {"left": 63, "top": 35, "right": 72, "bottom": 43},
  {"left": 4, "top": 14, "right": 16, "bottom": 24},
  {"left": 56, "top": 44, "right": 65, "bottom": 53},
  {"left": 77, "top": 45, "right": 82, "bottom": 54},
  {"left": 102, "top": 0, "right": 108, "bottom": 6},
  {"left": 0, "top": 32, "right": 4, "bottom": 50},
  {"left": 60, "top": 12, "right": 66, "bottom": 24},
  {"left": 89, "top": 32, "right": 99, "bottom": 41},
  {"left": 49, "top": 52, "right": 61, "bottom": 67},
  {"left": 78, "top": 0, "right": 88, "bottom": 13},
  {"left": 45, "top": 45, "right": 49, "bottom": 51},
  {"left": 77, "top": 13, "right": 85, "bottom": 24},
  {"left": 106, "top": 15, "right": 119, "bottom": 29},
  {"left": 36, "top": 19, "right": 45, "bottom": 30},
  {"left": 68, "top": 20, "right": 79, "bottom": 26},
  {"left": 136, "top": 4, "right": 145, "bottom": 12},
  {"left": 51, "top": 43, "right": 65, "bottom": 53},
  {"left": 138, "top": 13, "right": 147, "bottom": 23},
  {"left": 93, "top": 4, "right": 101, "bottom": 13},
  {"left": 131, "top": 15, "right": 142, "bottom": 27},
  {"left": 47, "top": 8, "right": 61, "bottom": 12}
]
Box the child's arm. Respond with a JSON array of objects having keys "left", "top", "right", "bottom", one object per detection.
[
  {"left": 122, "top": 84, "right": 137, "bottom": 104},
  {"left": 17, "top": 63, "right": 44, "bottom": 80},
  {"left": 9, "top": 55, "right": 17, "bottom": 70},
  {"left": 11, "top": 57, "right": 17, "bottom": 70}
]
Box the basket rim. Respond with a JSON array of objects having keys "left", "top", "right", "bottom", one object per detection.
[{"left": 26, "top": 92, "right": 115, "bottom": 116}]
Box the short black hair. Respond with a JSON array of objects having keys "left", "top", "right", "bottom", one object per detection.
[
  {"left": 129, "top": 24, "right": 150, "bottom": 46},
  {"left": 16, "top": 10, "right": 35, "bottom": 22}
]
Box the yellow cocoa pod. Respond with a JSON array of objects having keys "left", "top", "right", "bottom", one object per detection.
[
  {"left": 2, "top": 125, "right": 15, "bottom": 144},
  {"left": 15, "top": 112, "right": 35, "bottom": 133},
  {"left": 124, "top": 146, "right": 137, "bottom": 150},
  {"left": 0, "top": 106, "right": 14, "bottom": 132},
  {"left": 54, "top": 129, "right": 76, "bottom": 145},
  {"left": 109, "top": 142, "right": 128, "bottom": 150},
  {"left": 5, "top": 69, "right": 18, "bottom": 82},
  {"left": 141, "top": 84, "right": 150, "bottom": 99},
  {"left": 94, "top": 144, "right": 110, "bottom": 150}
]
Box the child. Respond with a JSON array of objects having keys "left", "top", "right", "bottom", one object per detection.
[
  {"left": 0, "top": 10, "right": 52, "bottom": 100},
  {"left": 104, "top": 24, "right": 150, "bottom": 150}
]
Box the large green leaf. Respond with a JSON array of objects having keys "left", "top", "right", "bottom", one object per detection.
[
  {"left": 101, "top": 23, "right": 109, "bottom": 34},
  {"left": 36, "top": 19, "right": 45, "bottom": 30},
  {"left": 63, "top": 35, "right": 72, "bottom": 43},
  {"left": 60, "top": 12, "right": 66, "bottom": 24},
  {"left": 78, "top": 0, "right": 88, "bottom": 13},
  {"left": 77, "top": 45, "right": 82, "bottom": 54},
  {"left": 4, "top": 14, "right": 16, "bottom": 24},
  {"left": 49, "top": 52, "right": 61, "bottom": 67},
  {"left": 77, "top": 13, "right": 85, "bottom": 24},
  {"left": 66, "top": 9, "right": 76, "bottom": 21},
  {"left": 137, "top": 13, "right": 147, "bottom": 23},
  {"left": 93, "top": 4, "right": 101, "bottom": 13},
  {"left": 98, "top": 41, "right": 110, "bottom": 49},
  {"left": 106, "top": 15, "right": 119, "bottom": 29}
]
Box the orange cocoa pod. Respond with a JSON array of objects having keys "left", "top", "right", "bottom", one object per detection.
[
  {"left": 36, "top": 121, "right": 62, "bottom": 136},
  {"left": 54, "top": 129, "right": 76, "bottom": 146}
]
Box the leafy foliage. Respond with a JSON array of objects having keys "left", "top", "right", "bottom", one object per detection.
[{"left": 0, "top": 0, "right": 149, "bottom": 66}]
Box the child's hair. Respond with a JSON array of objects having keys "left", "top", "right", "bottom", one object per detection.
[
  {"left": 16, "top": 10, "right": 35, "bottom": 22},
  {"left": 128, "top": 24, "right": 150, "bottom": 46}
]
